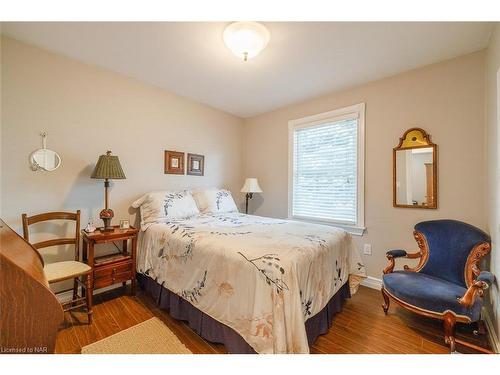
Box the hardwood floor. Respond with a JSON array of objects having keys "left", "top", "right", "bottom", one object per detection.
[{"left": 55, "top": 285, "right": 491, "bottom": 354}]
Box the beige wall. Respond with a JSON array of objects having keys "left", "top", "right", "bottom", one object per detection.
[
  {"left": 485, "top": 23, "right": 500, "bottom": 344},
  {"left": 243, "top": 51, "right": 486, "bottom": 281},
  {"left": 1, "top": 36, "right": 244, "bottom": 242}
]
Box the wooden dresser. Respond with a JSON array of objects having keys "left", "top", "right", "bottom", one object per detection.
[{"left": 0, "top": 219, "right": 63, "bottom": 354}]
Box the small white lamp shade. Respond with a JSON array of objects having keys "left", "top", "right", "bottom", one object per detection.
[{"left": 241, "top": 178, "right": 263, "bottom": 193}]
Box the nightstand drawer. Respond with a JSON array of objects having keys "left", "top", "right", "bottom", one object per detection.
[{"left": 93, "top": 260, "right": 133, "bottom": 289}]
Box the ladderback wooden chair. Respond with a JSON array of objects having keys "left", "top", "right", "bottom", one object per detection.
[
  {"left": 22, "top": 210, "right": 93, "bottom": 324},
  {"left": 381, "top": 219, "right": 495, "bottom": 353}
]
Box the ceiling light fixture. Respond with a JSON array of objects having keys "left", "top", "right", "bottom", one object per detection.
[{"left": 223, "top": 22, "right": 270, "bottom": 62}]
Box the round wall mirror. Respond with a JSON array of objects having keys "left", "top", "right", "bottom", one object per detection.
[
  {"left": 30, "top": 148, "right": 61, "bottom": 171},
  {"left": 29, "top": 132, "right": 62, "bottom": 171}
]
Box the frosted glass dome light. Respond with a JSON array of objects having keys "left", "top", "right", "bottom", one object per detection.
[{"left": 223, "top": 22, "right": 270, "bottom": 61}]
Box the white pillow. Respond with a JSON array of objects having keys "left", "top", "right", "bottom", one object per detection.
[
  {"left": 192, "top": 188, "right": 239, "bottom": 213},
  {"left": 132, "top": 190, "right": 199, "bottom": 227}
]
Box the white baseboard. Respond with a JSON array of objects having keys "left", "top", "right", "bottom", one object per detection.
[
  {"left": 483, "top": 307, "right": 500, "bottom": 354},
  {"left": 56, "top": 283, "right": 126, "bottom": 303},
  {"left": 361, "top": 276, "right": 382, "bottom": 290}
]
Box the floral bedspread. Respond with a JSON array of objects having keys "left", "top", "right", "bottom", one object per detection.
[{"left": 137, "top": 212, "right": 366, "bottom": 353}]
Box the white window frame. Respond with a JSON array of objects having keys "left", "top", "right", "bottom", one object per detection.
[{"left": 288, "top": 103, "right": 365, "bottom": 236}]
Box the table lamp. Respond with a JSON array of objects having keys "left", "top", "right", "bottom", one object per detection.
[
  {"left": 91, "top": 150, "right": 126, "bottom": 231},
  {"left": 241, "top": 178, "right": 263, "bottom": 214}
]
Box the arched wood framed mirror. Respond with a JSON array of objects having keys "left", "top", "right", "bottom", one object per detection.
[{"left": 393, "top": 128, "right": 437, "bottom": 209}]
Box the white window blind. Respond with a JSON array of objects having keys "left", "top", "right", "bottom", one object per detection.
[{"left": 288, "top": 103, "right": 365, "bottom": 233}]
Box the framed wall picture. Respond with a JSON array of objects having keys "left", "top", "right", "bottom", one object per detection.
[
  {"left": 164, "top": 150, "right": 185, "bottom": 174},
  {"left": 187, "top": 153, "right": 204, "bottom": 176}
]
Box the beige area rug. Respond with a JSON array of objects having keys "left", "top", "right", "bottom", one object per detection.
[{"left": 81, "top": 317, "right": 192, "bottom": 354}]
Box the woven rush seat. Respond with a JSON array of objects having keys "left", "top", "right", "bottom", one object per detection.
[{"left": 44, "top": 261, "right": 91, "bottom": 283}]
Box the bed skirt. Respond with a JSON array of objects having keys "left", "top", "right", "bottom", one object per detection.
[{"left": 137, "top": 273, "right": 350, "bottom": 354}]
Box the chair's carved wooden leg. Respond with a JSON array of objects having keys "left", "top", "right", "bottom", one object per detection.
[
  {"left": 381, "top": 287, "right": 390, "bottom": 314},
  {"left": 85, "top": 274, "right": 93, "bottom": 324},
  {"left": 72, "top": 278, "right": 78, "bottom": 306},
  {"left": 443, "top": 312, "right": 457, "bottom": 353}
]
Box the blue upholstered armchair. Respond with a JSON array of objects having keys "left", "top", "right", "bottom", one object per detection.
[{"left": 381, "top": 220, "right": 495, "bottom": 353}]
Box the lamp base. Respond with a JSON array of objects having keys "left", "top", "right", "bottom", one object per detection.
[
  {"left": 245, "top": 193, "right": 253, "bottom": 214},
  {"left": 99, "top": 208, "right": 115, "bottom": 232}
]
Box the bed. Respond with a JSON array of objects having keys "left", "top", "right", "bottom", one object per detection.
[{"left": 136, "top": 210, "right": 366, "bottom": 354}]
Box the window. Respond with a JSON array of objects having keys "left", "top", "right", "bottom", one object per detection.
[{"left": 288, "top": 103, "right": 365, "bottom": 235}]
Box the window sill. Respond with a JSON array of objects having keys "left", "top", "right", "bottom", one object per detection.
[{"left": 289, "top": 217, "right": 365, "bottom": 236}]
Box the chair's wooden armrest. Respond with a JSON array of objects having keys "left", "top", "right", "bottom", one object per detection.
[
  {"left": 458, "top": 272, "right": 495, "bottom": 308},
  {"left": 402, "top": 251, "right": 426, "bottom": 272},
  {"left": 383, "top": 250, "right": 422, "bottom": 274},
  {"left": 405, "top": 251, "right": 423, "bottom": 259},
  {"left": 458, "top": 281, "right": 487, "bottom": 308}
]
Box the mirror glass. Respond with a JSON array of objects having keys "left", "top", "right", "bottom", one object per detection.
[
  {"left": 30, "top": 149, "right": 61, "bottom": 171},
  {"left": 395, "top": 147, "right": 435, "bottom": 207}
]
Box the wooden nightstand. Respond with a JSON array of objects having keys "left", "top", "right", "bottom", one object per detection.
[{"left": 82, "top": 226, "right": 139, "bottom": 296}]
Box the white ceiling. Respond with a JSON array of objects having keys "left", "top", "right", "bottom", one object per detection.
[{"left": 1, "top": 22, "right": 493, "bottom": 118}]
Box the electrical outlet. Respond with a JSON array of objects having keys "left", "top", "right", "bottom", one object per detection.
[{"left": 363, "top": 244, "right": 372, "bottom": 255}]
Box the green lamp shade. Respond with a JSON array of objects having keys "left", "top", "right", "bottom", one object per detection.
[{"left": 91, "top": 151, "right": 126, "bottom": 179}]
